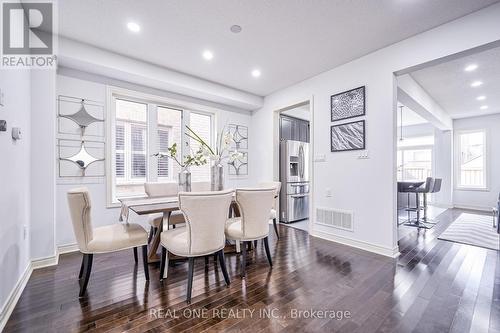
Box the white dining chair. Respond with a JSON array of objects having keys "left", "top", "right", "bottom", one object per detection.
[
  {"left": 159, "top": 189, "right": 233, "bottom": 303},
  {"left": 258, "top": 181, "right": 282, "bottom": 239},
  {"left": 67, "top": 188, "right": 149, "bottom": 297},
  {"left": 225, "top": 187, "right": 275, "bottom": 277},
  {"left": 144, "top": 182, "right": 185, "bottom": 242}
]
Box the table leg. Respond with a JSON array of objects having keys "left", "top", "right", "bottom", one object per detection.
[{"left": 148, "top": 211, "right": 170, "bottom": 263}]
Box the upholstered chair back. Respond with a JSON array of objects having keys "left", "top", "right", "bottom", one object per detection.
[
  {"left": 236, "top": 188, "right": 275, "bottom": 239},
  {"left": 144, "top": 182, "right": 178, "bottom": 197},
  {"left": 191, "top": 182, "right": 211, "bottom": 192},
  {"left": 67, "top": 188, "right": 94, "bottom": 253},
  {"left": 423, "top": 177, "right": 434, "bottom": 192},
  {"left": 179, "top": 190, "right": 233, "bottom": 255},
  {"left": 258, "top": 181, "right": 281, "bottom": 209}
]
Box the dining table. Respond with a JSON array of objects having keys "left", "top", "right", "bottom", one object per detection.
[{"left": 118, "top": 195, "right": 242, "bottom": 263}]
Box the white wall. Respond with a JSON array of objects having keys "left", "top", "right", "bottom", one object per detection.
[
  {"left": 0, "top": 70, "right": 31, "bottom": 320},
  {"left": 55, "top": 72, "right": 253, "bottom": 246},
  {"left": 250, "top": 4, "right": 500, "bottom": 256},
  {"left": 453, "top": 114, "right": 500, "bottom": 210},
  {"left": 30, "top": 69, "right": 57, "bottom": 260}
]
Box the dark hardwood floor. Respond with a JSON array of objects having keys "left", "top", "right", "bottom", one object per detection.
[{"left": 4, "top": 209, "right": 500, "bottom": 332}]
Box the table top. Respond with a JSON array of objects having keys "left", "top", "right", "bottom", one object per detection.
[{"left": 119, "top": 192, "right": 277, "bottom": 216}]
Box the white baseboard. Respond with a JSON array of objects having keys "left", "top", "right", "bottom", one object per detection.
[
  {"left": 311, "top": 229, "right": 400, "bottom": 258},
  {"left": 0, "top": 262, "right": 32, "bottom": 332},
  {"left": 58, "top": 243, "right": 79, "bottom": 255},
  {"left": 31, "top": 253, "right": 59, "bottom": 269},
  {"left": 0, "top": 243, "right": 80, "bottom": 331},
  {"left": 453, "top": 204, "right": 493, "bottom": 212}
]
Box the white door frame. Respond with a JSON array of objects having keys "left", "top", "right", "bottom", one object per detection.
[{"left": 272, "top": 96, "right": 315, "bottom": 233}]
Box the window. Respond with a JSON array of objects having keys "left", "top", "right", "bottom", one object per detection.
[
  {"left": 109, "top": 89, "right": 214, "bottom": 203},
  {"left": 188, "top": 112, "right": 212, "bottom": 182},
  {"left": 397, "top": 136, "right": 433, "bottom": 181},
  {"left": 456, "top": 130, "right": 487, "bottom": 189}
]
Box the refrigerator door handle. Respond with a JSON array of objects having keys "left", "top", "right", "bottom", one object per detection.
[{"left": 299, "top": 144, "right": 304, "bottom": 179}]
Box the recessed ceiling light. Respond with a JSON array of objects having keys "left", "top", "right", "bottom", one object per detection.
[
  {"left": 470, "top": 81, "right": 483, "bottom": 87},
  {"left": 480, "top": 105, "right": 489, "bottom": 110},
  {"left": 476, "top": 95, "right": 486, "bottom": 101},
  {"left": 230, "top": 25, "right": 242, "bottom": 33},
  {"left": 464, "top": 64, "right": 478, "bottom": 72},
  {"left": 127, "top": 22, "right": 141, "bottom": 33},
  {"left": 251, "top": 69, "right": 261, "bottom": 78},
  {"left": 202, "top": 50, "right": 214, "bottom": 61}
]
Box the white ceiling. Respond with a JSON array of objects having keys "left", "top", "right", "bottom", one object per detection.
[
  {"left": 58, "top": 0, "right": 499, "bottom": 96},
  {"left": 411, "top": 45, "right": 500, "bottom": 119}
]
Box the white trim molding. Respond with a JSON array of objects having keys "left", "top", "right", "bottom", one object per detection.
[
  {"left": 0, "top": 263, "right": 32, "bottom": 332},
  {"left": 0, "top": 244, "right": 80, "bottom": 331},
  {"left": 311, "top": 230, "right": 400, "bottom": 258}
]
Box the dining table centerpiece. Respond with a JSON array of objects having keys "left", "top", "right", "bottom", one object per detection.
[
  {"left": 153, "top": 142, "right": 207, "bottom": 192},
  {"left": 186, "top": 125, "right": 234, "bottom": 191}
]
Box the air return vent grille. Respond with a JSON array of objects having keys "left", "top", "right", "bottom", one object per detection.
[{"left": 315, "top": 207, "right": 353, "bottom": 231}]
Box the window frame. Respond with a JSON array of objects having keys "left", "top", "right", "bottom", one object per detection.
[
  {"left": 397, "top": 145, "right": 434, "bottom": 182},
  {"left": 454, "top": 129, "right": 489, "bottom": 191},
  {"left": 106, "top": 86, "right": 217, "bottom": 207}
]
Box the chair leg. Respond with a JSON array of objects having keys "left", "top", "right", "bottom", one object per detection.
[
  {"left": 141, "top": 245, "right": 149, "bottom": 280},
  {"left": 78, "top": 255, "right": 85, "bottom": 279},
  {"left": 186, "top": 257, "right": 195, "bottom": 303},
  {"left": 133, "top": 247, "right": 138, "bottom": 263},
  {"left": 273, "top": 218, "right": 280, "bottom": 239},
  {"left": 263, "top": 237, "right": 273, "bottom": 267},
  {"left": 235, "top": 240, "right": 241, "bottom": 253},
  {"left": 204, "top": 256, "right": 209, "bottom": 266},
  {"left": 241, "top": 241, "right": 247, "bottom": 278},
  {"left": 254, "top": 240, "right": 258, "bottom": 248},
  {"left": 148, "top": 226, "right": 154, "bottom": 243},
  {"left": 79, "top": 253, "right": 93, "bottom": 297},
  {"left": 160, "top": 246, "right": 168, "bottom": 280},
  {"left": 218, "top": 250, "right": 230, "bottom": 286}
]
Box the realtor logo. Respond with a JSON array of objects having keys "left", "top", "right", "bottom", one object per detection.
[{"left": 1, "top": 1, "right": 56, "bottom": 67}]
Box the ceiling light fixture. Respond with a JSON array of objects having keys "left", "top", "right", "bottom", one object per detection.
[
  {"left": 464, "top": 64, "right": 478, "bottom": 72},
  {"left": 251, "top": 69, "right": 261, "bottom": 78},
  {"left": 230, "top": 25, "right": 242, "bottom": 33},
  {"left": 202, "top": 50, "right": 214, "bottom": 61},
  {"left": 480, "top": 105, "right": 489, "bottom": 110},
  {"left": 470, "top": 81, "right": 483, "bottom": 87},
  {"left": 476, "top": 95, "right": 486, "bottom": 101},
  {"left": 127, "top": 22, "right": 141, "bottom": 33}
]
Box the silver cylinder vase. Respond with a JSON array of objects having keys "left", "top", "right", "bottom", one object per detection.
[
  {"left": 211, "top": 163, "right": 224, "bottom": 191},
  {"left": 178, "top": 169, "right": 192, "bottom": 192}
]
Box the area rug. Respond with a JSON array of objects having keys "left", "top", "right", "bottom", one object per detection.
[{"left": 438, "top": 213, "right": 499, "bottom": 251}]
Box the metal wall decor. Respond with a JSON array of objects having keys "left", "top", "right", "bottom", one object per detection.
[
  {"left": 228, "top": 124, "right": 248, "bottom": 176},
  {"left": 59, "top": 141, "right": 104, "bottom": 176},
  {"left": 228, "top": 124, "right": 248, "bottom": 149},
  {"left": 331, "top": 86, "right": 365, "bottom": 122},
  {"left": 57, "top": 95, "right": 105, "bottom": 178},
  {"left": 228, "top": 151, "right": 248, "bottom": 176},
  {"left": 59, "top": 97, "right": 104, "bottom": 136},
  {"left": 330, "top": 120, "right": 365, "bottom": 152}
]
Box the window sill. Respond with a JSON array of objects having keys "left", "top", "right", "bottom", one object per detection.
[{"left": 455, "top": 187, "right": 490, "bottom": 192}]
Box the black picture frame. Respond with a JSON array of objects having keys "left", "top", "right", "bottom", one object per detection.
[
  {"left": 330, "top": 120, "right": 366, "bottom": 152},
  {"left": 330, "top": 86, "right": 366, "bottom": 122}
]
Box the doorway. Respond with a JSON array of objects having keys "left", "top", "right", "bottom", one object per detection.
[{"left": 276, "top": 101, "right": 312, "bottom": 233}]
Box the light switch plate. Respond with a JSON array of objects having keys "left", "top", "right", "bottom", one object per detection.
[{"left": 0, "top": 88, "right": 4, "bottom": 106}]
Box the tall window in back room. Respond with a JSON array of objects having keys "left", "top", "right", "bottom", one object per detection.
[
  {"left": 397, "top": 135, "right": 434, "bottom": 181},
  {"left": 456, "top": 130, "right": 487, "bottom": 189},
  {"left": 109, "top": 90, "right": 214, "bottom": 204}
]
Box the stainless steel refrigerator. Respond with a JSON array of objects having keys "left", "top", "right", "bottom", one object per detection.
[{"left": 279, "top": 140, "right": 310, "bottom": 223}]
